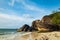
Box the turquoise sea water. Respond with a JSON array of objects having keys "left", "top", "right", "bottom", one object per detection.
[
  {"left": 0, "top": 29, "right": 31, "bottom": 40},
  {"left": 0, "top": 29, "right": 17, "bottom": 35},
  {"left": 0, "top": 29, "right": 23, "bottom": 40}
]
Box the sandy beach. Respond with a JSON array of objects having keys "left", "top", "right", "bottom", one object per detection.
[
  {"left": 0, "top": 31, "right": 60, "bottom": 40},
  {"left": 14, "top": 31, "right": 60, "bottom": 40}
]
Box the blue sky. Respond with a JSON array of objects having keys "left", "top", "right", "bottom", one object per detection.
[{"left": 0, "top": 0, "right": 60, "bottom": 29}]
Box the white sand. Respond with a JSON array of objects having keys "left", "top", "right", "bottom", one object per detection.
[
  {"left": 14, "top": 31, "right": 60, "bottom": 40},
  {"left": 0, "top": 32, "right": 60, "bottom": 40}
]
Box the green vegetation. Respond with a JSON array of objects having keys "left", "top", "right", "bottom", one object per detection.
[{"left": 49, "top": 11, "right": 60, "bottom": 24}]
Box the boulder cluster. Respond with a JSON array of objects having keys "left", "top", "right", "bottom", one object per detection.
[{"left": 17, "top": 16, "right": 60, "bottom": 32}]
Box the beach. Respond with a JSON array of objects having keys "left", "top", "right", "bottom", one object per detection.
[
  {"left": 14, "top": 31, "right": 60, "bottom": 40},
  {"left": 0, "top": 31, "right": 60, "bottom": 40}
]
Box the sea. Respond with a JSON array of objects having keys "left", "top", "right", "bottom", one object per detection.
[{"left": 0, "top": 29, "right": 24, "bottom": 40}]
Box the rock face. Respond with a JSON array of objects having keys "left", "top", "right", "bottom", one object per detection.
[
  {"left": 17, "top": 24, "right": 37, "bottom": 32},
  {"left": 41, "top": 16, "right": 52, "bottom": 24},
  {"left": 31, "top": 20, "right": 60, "bottom": 31},
  {"left": 32, "top": 20, "right": 41, "bottom": 30},
  {"left": 31, "top": 20, "right": 48, "bottom": 31}
]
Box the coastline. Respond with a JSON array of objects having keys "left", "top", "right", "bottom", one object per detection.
[
  {"left": 14, "top": 31, "right": 60, "bottom": 40},
  {"left": 0, "top": 31, "right": 60, "bottom": 40}
]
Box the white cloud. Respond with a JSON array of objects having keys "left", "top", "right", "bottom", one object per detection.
[
  {"left": 22, "top": 14, "right": 34, "bottom": 18},
  {"left": 8, "top": 0, "right": 46, "bottom": 12},
  {"left": 16, "top": 0, "right": 48, "bottom": 13},
  {"left": 8, "top": 0, "right": 24, "bottom": 6},
  {"left": 0, "top": 12, "right": 35, "bottom": 28},
  {"left": 0, "top": 13, "right": 34, "bottom": 21},
  {"left": 0, "top": 13, "right": 23, "bottom": 21},
  {"left": 22, "top": 2, "right": 45, "bottom": 12}
]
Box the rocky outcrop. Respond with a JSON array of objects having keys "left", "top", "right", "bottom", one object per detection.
[
  {"left": 31, "top": 20, "right": 60, "bottom": 32},
  {"left": 31, "top": 20, "right": 49, "bottom": 31},
  {"left": 17, "top": 12, "right": 60, "bottom": 32},
  {"left": 17, "top": 24, "right": 37, "bottom": 32},
  {"left": 32, "top": 20, "right": 41, "bottom": 30},
  {"left": 41, "top": 15, "right": 52, "bottom": 24},
  {"left": 17, "top": 19, "right": 60, "bottom": 32}
]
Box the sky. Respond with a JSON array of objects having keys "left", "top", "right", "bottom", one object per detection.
[{"left": 0, "top": 0, "right": 60, "bottom": 29}]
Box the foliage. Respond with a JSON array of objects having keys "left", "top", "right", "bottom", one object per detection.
[{"left": 49, "top": 11, "right": 60, "bottom": 24}]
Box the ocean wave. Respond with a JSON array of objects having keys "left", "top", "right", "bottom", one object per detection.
[{"left": 0, "top": 32, "right": 25, "bottom": 40}]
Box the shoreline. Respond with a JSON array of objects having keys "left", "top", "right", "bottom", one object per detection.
[
  {"left": 0, "top": 31, "right": 60, "bottom": 40},
  {"left": 14, "top": 31, "right": 60, "bottom": 40}
]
